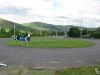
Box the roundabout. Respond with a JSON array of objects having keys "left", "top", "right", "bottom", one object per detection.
[{"left": 0, "top": 38, "right": 99, "bottom": 68}]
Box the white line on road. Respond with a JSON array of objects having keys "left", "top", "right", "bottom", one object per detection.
[
  {"left": 75, "top": 61, "right": 85, "bottom": 63},
  {"left": 49, "top": 61, "right": 60, "bottom": 64},
  {"left": 96, "top": 59, "right": 100, "bottom": 62}
]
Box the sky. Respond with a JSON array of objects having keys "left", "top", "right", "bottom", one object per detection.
[{"left": 0, "top": 0, "right": 100, "bottom": 27}]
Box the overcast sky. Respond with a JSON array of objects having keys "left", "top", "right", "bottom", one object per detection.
[{"left": 0, "top": 0, "right": 100, "bottom": 27}]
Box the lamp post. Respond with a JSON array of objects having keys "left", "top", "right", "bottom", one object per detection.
[
  {"left": 13, "top": 17, "right": 16, "bottom": 37},
  {"left": 79, "top": 11, "right": 83, "bottom": 38},
  {"left": 67, "top": 14, "right": 70, "bottom": 32},
  {"left": 40, "top": 16, "right": 43, "bottom": 36},
  {"left": 80, "top": 15, "right": 83, "bottom": 38}
]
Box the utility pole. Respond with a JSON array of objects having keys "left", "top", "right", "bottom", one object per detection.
[
  {"left": 14, "top": 23, "right": 15, "bottom": 37},
  {"left": 80, "top": 15, "right": 83, "bottom": 38},
  {"left": 67, "top": 15, "right": 70, "bottom": 32},
  {"left": 66, "top": 15, "right": 70, "bottom": 37},
  {"left": 40, "top": 16, "right": 43, "bottom": 36},
  {"left": 13, "top": 17, "right": 16, "bottom": 37}
]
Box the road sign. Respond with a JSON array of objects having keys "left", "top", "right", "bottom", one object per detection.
[{"left": 16, "top": 34, "right": 30, "bottom": 41}]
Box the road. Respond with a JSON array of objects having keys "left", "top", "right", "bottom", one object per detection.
[{"left": 0, "top": 38, "right": 100, "bottom": 68}]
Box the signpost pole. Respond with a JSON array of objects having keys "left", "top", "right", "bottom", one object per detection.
[
  {"left": 16, "top": 39, "right": 17, "bottom": 46},
  {"left": 26, "top": 41, "right": 28, "bottom": 47},
  {"left": 13, "top": 16, "right": 17, "bottom": 46}
]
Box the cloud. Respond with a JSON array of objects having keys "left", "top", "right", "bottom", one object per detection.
[
  {"left": 55, "top": 16, "right": 68, "bottom": 19},
  {"left": 0, "top": 0, "right": 100, "bottom": 27},
  {"left": 0, "top": 5, "right": 31, "bottom": 16},
  {"left": 51, "top": 0, "right": 62, "bottom": 10}
]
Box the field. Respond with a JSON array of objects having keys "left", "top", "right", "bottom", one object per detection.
[
  {"left": 0, "top": 66, "right": 100, "bottom": 75},
  {"left": 7, "top": 37, "right": 95, "bottom": 48}
]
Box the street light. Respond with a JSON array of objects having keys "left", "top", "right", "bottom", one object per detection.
[
  {"left": 67, "top": 14, "right": 70, "bottom": 32},
  {"left": 14, "top": 22, "right": 15, "bottom": 37},
  {"left": 13, "top": 16, "right": 16, "bottom": 37},
  {"left": 80, "top": 15, "right": 83, "bottom": 38},
  {"left": 79, "top": 11, "right": 83, "bottom": 38},
  {"left": 40, "top": 16, "right": 43, "bottom": 36}
]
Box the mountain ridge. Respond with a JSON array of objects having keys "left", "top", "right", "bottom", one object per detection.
[
  {"left": 23, "top": 22, "right": 97, "bottom": 31},
  {"left": 0, "top": 18, "right": 33, "bottom": 31},
  {"left": 0, "top": 18, "right": 97, "bottom": 32}
]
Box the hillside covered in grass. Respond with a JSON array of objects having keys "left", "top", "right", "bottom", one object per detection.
[
  {"left": 23, "top": 22, "right": 70, "bottom": 31},
  {"left": 0, "top": 18, "right": 98, "bottom": 38},
  {"left": 23, "top": 22, "right": 97, "bottom": 32},
  {"left": 0, "top": 18, "right": 97, "bottom": 32},
  {"left": 0, "top": 18, "right": 33, "bottom": 31}
]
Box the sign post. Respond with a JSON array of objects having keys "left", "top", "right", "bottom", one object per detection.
[
  {"left": 15, "top": 33, "right": 31, "bottom": 47},
  {"left": 15, "top": 36, "right": 17, "bottom": 46},
  {"left": 26, "top": 33, "right": 30, "bottom": 47}
]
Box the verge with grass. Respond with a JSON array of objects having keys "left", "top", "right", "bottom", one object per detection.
[
  {"left": 7, "top": 37, "right": 95, "bottom": 48},
  {"left": 55, "top": 66, "right": 100, "bottom": 75},
  {"left": 0, "top": 66, "right": 100, "bottom": 75}
]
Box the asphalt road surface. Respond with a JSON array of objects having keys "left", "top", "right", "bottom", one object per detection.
[{"left": 0, "top": 38, "right": 100, "bottom": 68}]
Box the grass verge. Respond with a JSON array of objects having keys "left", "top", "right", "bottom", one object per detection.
[
  {"left": 56, "top": 66, "right": 100, "bottom": 75},
  {"left": 7, "top": 37, "right": 95, "bottom": 48},
  {"left": 0, "top": 66, "right": 100, "bottom": 75}
]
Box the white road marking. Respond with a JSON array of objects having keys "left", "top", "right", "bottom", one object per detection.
[
  {"left": 49, "top": 61, "right": 60, "bottom": 64},
  {"left": 0, "top": 62, "right": 7, "bottom": 67},
  {"left": 75, "top": 61, "right": 85, "bottom": 63},
  {"left": 96, "top": 59, "right": 100, "bottom": 62}
]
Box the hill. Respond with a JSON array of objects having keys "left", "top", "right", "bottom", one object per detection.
[
  {"left": 23, "top": 22, "right": 97, "bottom": 31},
  {"left": 0, "top": 18, "right": 32, "bottom": 31},
  {"left": 23, "top": 22, "right": 68, "bottom": 31},
  {"left": 0, "top": 18, "right": 97, "bottom": 32}
]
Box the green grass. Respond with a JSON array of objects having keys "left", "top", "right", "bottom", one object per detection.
[
  {"left": 7, "top": 37, "right": 95, "bottom": 48},
  {"left": 56, "top": 66, "right": 100, "bottom": 75},
  {"left": 0, "top": 66, "right": 100, "bottom": 75},
  {"left": 23, "top": 23, "right": 47, "bottom": 30},
  {"left": 0, "top": 67, "right": 55, "bottom": 75}
]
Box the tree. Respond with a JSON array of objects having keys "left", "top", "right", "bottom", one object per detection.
[
  {"left": 97, "top": 27, "right": 100, "bottom": 31},
  {"left": 67, "top": 27, "right": 81, "bottom": 37},
  {"left": 0, "top": 28, "right": 10, "bottom": 37},
  {"left": 31, "top": 30, "right": 41, "bottom": 36},
  {"left": 90, "top": 27, "right": 100, "bottom": 38},
  {"left": 9, "top": 28, "right": 14, "bottom": 35},
  {"left": 49, "top": 31, "right": 56, "bottom": 36},
  {"left": 0, "top": 28, "right": 5, "bottom": 33},
  {"left": 82, "top": 28, "right": 88, "bottom": 35},
  {"left": 57, "top": 30, "right": 65, "bottom": 36}
]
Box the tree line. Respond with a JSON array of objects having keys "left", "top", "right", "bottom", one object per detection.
[
  {"left": 0, "top": 28, "right": 65, "bottom": 37},
  {"left": 0, "top": 27, "right": 100, "bottom": 39},
  {"left": 67, "top": 26, "right": 100, "bottom": 38}
]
